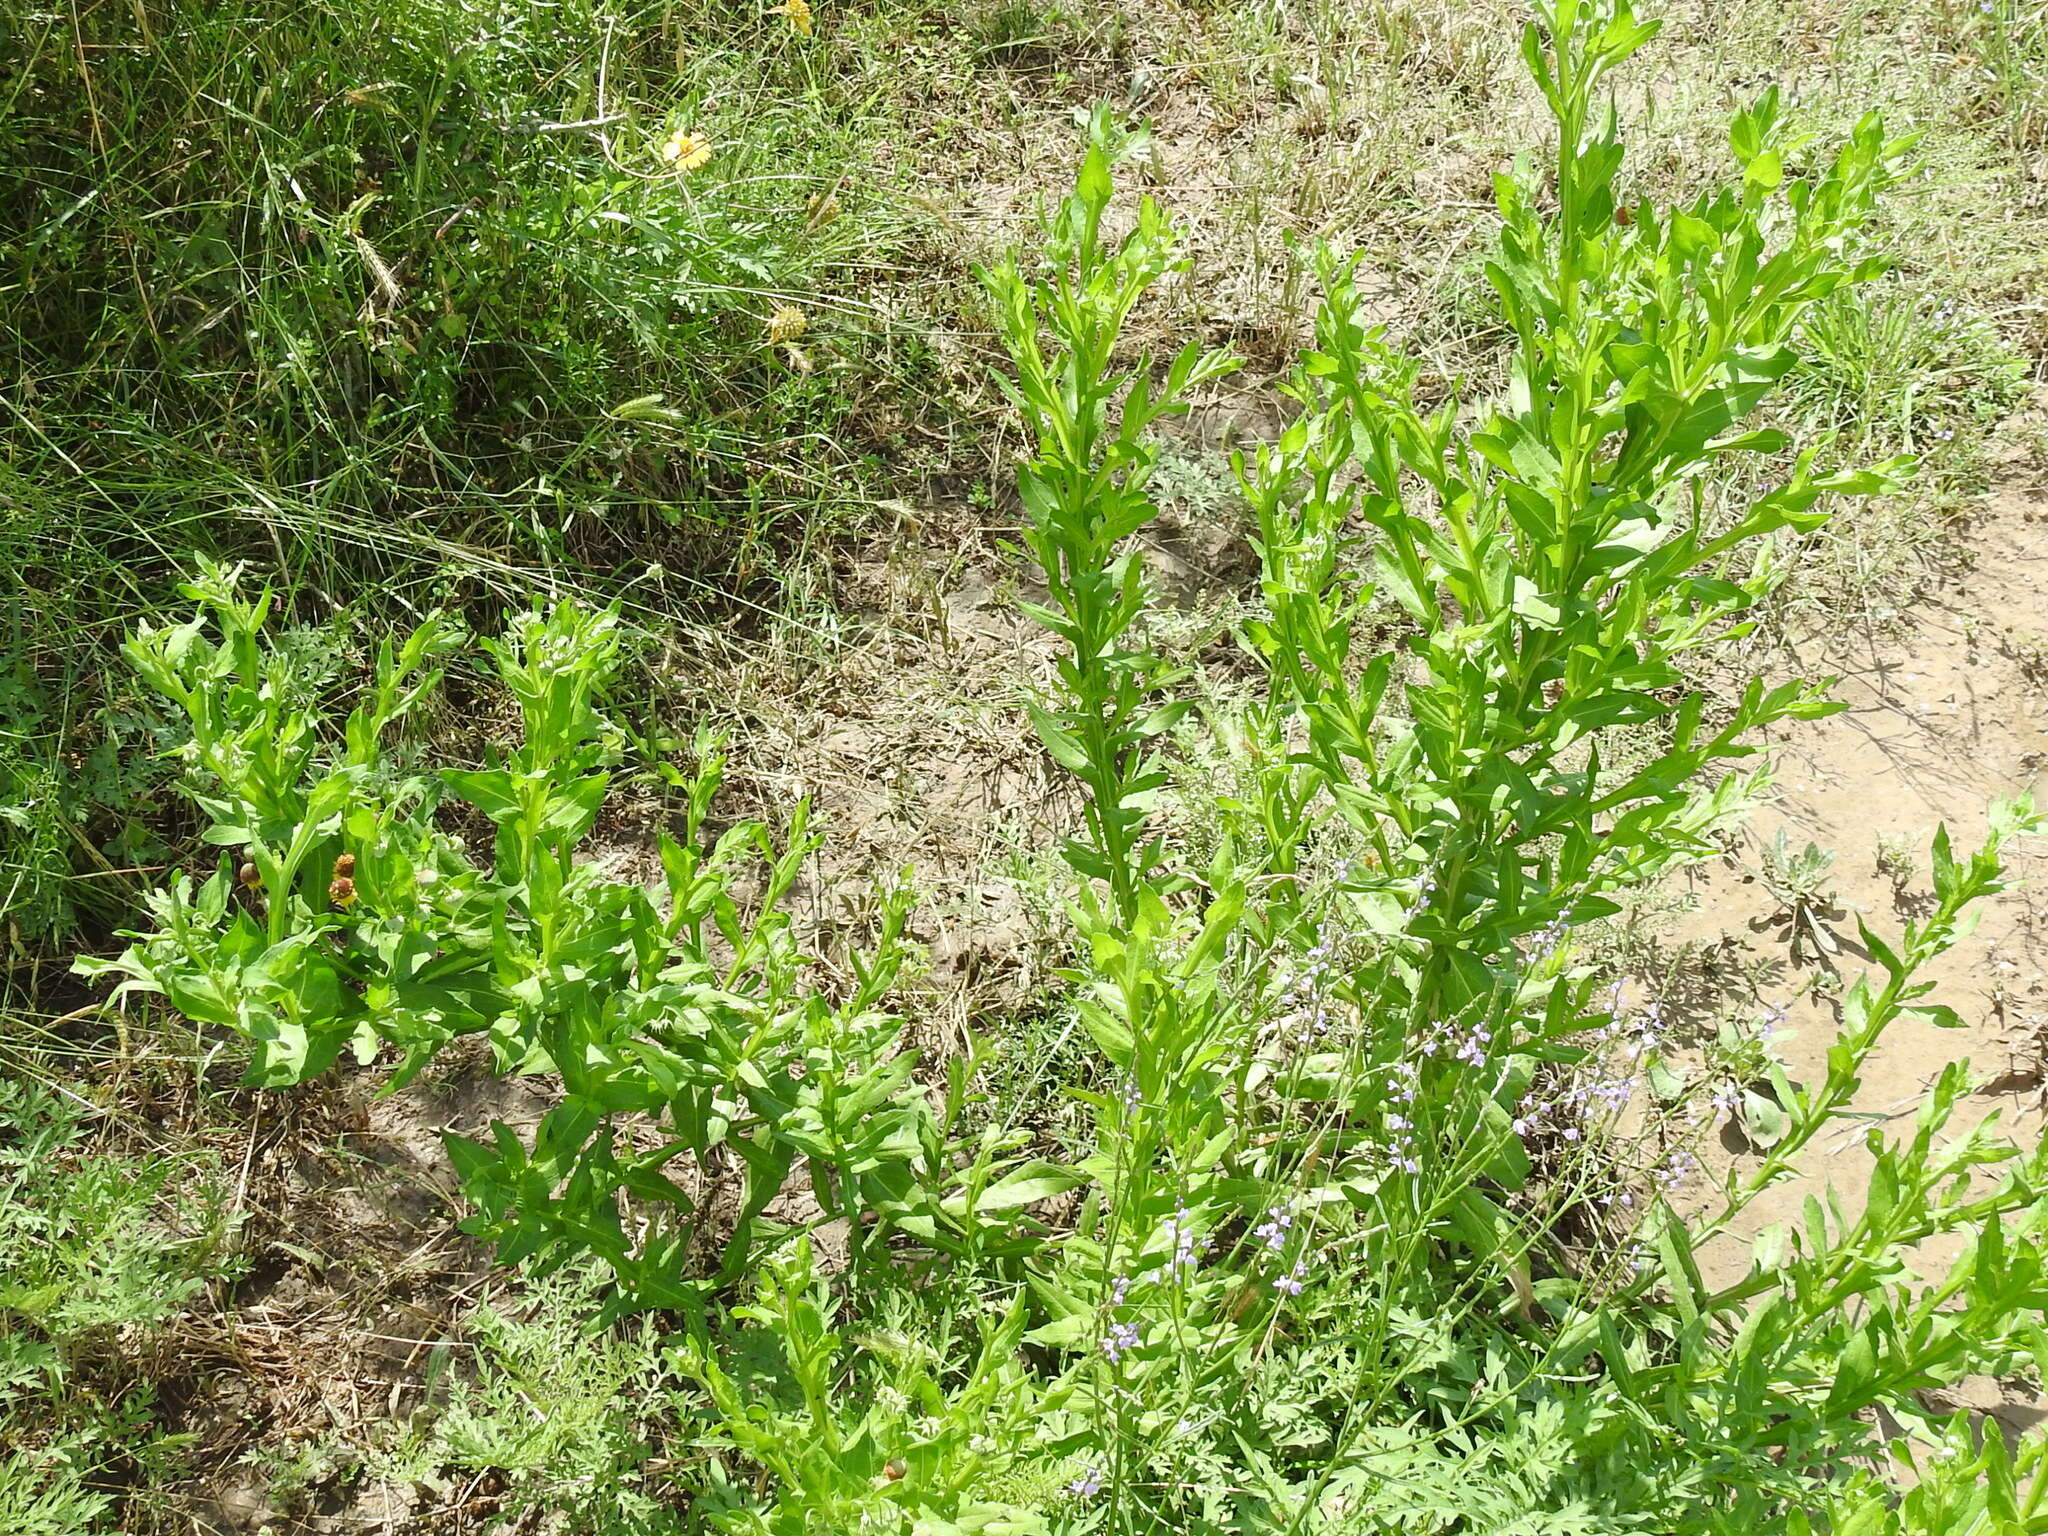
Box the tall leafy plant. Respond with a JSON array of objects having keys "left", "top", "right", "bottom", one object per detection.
[
  {"left": 1242, "top": 7, "right": 1916, "bottom": 1014},
  {"left": 986, "top": 4, "right": 2048, "bottom": 1532}
]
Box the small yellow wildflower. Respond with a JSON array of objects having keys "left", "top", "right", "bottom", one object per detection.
[
  {"left": 766, "top": 304, "right": 808, "bottom": 344},
  {"left": 768, "top": 0, "right": 814, "bottom": 34},
  {"left": 659, "top": 129, "right": 713, "bottom": 171}
]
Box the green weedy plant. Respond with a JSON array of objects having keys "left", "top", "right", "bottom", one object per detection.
[
  {"left": 984, "top": 3, "right": 2048, "bottom": 1532},
  {"left": 984, "top": 107, "right": 1241, "bottom": 923},
  {"left": 0, "top": 1074, "right": 239, "bottom": 1534},
  {"left": 1241, "top": 19, "right": 1914, "bottom": 1008},
  {"left": 675, "top": 1237, "right": 1062, "bottom": 1536},
  {"left": 57, "top": 5, "right": 2048, "bottom": 1531},
  {"left": 74, "top": 561, "right": 946, "bottom": 1309}
]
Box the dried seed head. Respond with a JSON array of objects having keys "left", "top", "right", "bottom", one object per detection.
[
  {"left": 333, "top": 852, "right": 357, "bottom": 878},
  {"left": 884, "top": 1459, "right": 907, "bottom": 1481},
  {"left": 238, "top": 861, "right": 262, "bottom": 887}
]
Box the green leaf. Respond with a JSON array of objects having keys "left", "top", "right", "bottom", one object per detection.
[
  {"left": 1653, "top": 1221, "right": 1704, "bottom": 1326},
  {"left": 1025, "top": 704, "right": 1094, "bottom": 775},
  {"left": 1739, "top": 1088, "right": 1790, "bottom": 1147},
  {"left": 947, "top": 1163, "right": 1085, "bottom": 1217},
  {"left": 1645, "top": 1057, "right": 1688, "bottom": 1103},
  {"left": 1023, "top": 1314, "right": 1094, "bottom": 1349}
]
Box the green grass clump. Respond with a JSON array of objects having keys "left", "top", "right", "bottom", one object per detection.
[
  {"left": 3, "top": 0, "right": 904, "bottom": 536},
  {"left": 1, "top": 0, "right": 946, "bottom": 952}
]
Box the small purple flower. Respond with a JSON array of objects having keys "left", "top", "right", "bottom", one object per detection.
[
  {"left": 1102, "top": 1320, "right": 1142, "bottom": 1361},
  {"left": 1254, "top": 1207, "right": 1293, "bottom": 1251},
  {"left": 1403, "top": 869, "right": 1438, "bottom": 922},
  {"left": 1068, "top": 1467, "right": 1104, "bottom": 1498},
  {"left": 1655, "top": 1151, "right": 1696, "bottom": 1192},
  {"left": 1162, "top": 1205, "right": 1198, "bottom": 1276},
  {"left": 1273, "top": 1258, "right": 1307, "bottom": 1297},
  {"left": 1390, "top": 1060, "right": 1420, "bottom": 1104}
]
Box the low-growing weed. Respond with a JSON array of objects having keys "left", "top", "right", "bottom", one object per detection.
[
  {"left": 1757, "top": 832, "right": 1847, "bottom": 963},
  {"left": 366, "top": 1267, "right": 693, "bottom": 1533},
  {"left": 0, "top": 1073, "right": 238, "bottom": 1534},
  {"left": 75, "top": 564, "right": 972, "bottom": 1310}
]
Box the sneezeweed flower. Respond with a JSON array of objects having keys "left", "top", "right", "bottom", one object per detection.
[
  {"left": 765, "top": 304, "right": 808, "bottom": 344},
  {"left": 659, "top": 128, "right": 713, "bottom": 171},
  {"left": 768, "top": 0, "right": 814, "bottom": 33},
  {"left": 328, "top": 852, "right": 358, "bottom": 909}
]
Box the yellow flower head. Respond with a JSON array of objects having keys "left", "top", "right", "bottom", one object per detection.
[
  {"left": 766, "top": 304, "right": 808, "bottom": 344},
  {"left": 768, "top": 0, "right": 813, "bottom": 34},
  {"left": 660, "top": 129, "right": 713, "bottom": 171}
]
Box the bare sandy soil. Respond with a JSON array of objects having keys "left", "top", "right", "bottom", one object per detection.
[{"left": 1640, "top": 444, "right": 2048, "bottom": 1434}]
